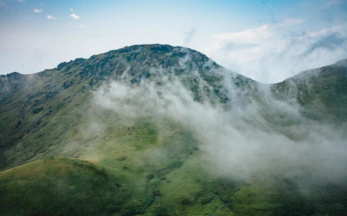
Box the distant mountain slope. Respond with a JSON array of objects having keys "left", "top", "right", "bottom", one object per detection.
[{"left": 271, "top": 59, "right": 347, "bottom": 122}]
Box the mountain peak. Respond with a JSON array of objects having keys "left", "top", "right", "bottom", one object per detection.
[
  {"left": 58, "top": 44, "right": 214, "bottom": 70},
  {"left": 52, "top": 44, "right": 222, "bottom": 88}
]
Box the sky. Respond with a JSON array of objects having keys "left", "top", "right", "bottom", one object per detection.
[{"left": 0, "top": 0, "right": 346, "bottom": 83}]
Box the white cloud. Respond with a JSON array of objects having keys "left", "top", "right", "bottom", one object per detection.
[
  {"left": 274, "top": 18, "right": 303, "bottom": 27},
  {"left": 202, "top": 20, "right": 347, "bottom": 83},
  {"left": 214, "top": 25, "right": 271, "bottom": 44},
  {"left": 47, "top": 15, "right": 56, "bottom": 20},
  {"left": 70, "top": 13, "right": 80, "bottom": 19},
  {"left": 70, "top": 8, "right": 74, "bottom": 12},
  {"left": 213, "top": 19, "right": 302, "bottom": 45},
  {"left": 296, "top": 24, "right": 346, "bottom": 40},
  {"left": 205, "top": 25, "right": 273, "bottom": 63},
  {"left": 33, "top": 9, "right": 43, "bottom": 13},
  {"left": 79, "top": 24, "right": 84, "bottom": 28}
]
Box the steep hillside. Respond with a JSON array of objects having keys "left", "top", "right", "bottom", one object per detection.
[{"left": 1, "top": 44, "right": 347, "bottom": 216}]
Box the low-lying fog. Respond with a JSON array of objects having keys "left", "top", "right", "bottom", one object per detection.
[{"left": 93, "top": 61, "right": 347, "bottom": 184}]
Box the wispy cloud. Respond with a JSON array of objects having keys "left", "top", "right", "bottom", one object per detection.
[
  {"left": 70, "top": 14, "right": 80, "bottom": 19},
  {"left": 221, "top": 43, "right": 258, "bottom": 52},
  {"left": 33, "top": 9, "right": 43, "bottom": 13},
  {"left": 47, "top": 15, "right": 56, "bottom": 20},
  {"left": 70, "top": 8, "right": 74, "bottom": 12},
  {"left": 300, "top": 33, "right": 347, "bottom": 56},
  {"left": 184, "top": 28, "right": 196, "bottom": 46},
  {"left": 214, "top": 25, "right": 271, "bottom": 44},
  {"left": 296, "top": 24, "right": 346, "bottom": 40},
  {"left": 214, "top": 18, "right": 303, "bottom": 45},
  {"left": 203, "top": 19, "right": 347, "bottom": 83},
  {"left": 274, "top": 18, "right": 303, "bottom": 27},
  {"left": 16, "top": 0, "right": 25, "bottom": 2}
]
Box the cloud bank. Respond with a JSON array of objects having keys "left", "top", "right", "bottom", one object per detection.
[{"left": 92, "top": 62, "right": 347, "bottom": 183}]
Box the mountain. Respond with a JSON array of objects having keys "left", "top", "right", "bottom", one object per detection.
[
  {"left": 0, "top": 44, "right": 254, "bottom": 170},
  {"left": 0, "top": 44, "right": 347, "bottom": 216}
]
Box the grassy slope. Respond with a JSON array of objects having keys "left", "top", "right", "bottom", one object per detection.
[
  {"left": 0, "top": 157, "right": 130, "bottom": 216},
  {"left": 1, "top": 110, "right": 347, "bottom": 215}
]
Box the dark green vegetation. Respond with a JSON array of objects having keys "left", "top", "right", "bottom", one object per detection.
[{"left": 0, "top": 44, "right": 347, "bottom": 215}]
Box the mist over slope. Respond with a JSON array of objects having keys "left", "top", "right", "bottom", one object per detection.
[{"left": 1, "top": 44, "right": 347, "bottom": 215}]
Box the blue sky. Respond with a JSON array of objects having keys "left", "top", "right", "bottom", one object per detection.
[{"left": 0, "top": 0, "right": 346, "bottom": 83}]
